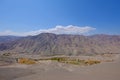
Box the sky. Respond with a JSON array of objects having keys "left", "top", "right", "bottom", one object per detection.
[{"left": 0, "top": 0, "right": 120, "bottom": 36}]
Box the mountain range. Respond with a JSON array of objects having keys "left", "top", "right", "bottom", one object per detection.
[
  {"left": 0, "top": 36, "right": 21, "bottom": 43},
  {"left": 0, "top": 33, "right": 120, "bottom": 56}
]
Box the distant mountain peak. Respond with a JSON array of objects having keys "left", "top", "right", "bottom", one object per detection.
[
  {"left": 38, "top": 33, "right": 56, "bottom": 36},
  {"left": 0, "top": 34, "right": 120, "bottom": 55}
]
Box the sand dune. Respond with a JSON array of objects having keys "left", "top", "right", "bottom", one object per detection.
[{"left": 0, "top": 55, "right": 120, "bottom": 80}]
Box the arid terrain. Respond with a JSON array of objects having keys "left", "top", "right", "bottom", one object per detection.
[
  {"left": 1, "top": 0, "right": 120, "bottom": 80},
  {"left": 0, "top": 33, "right": 120, "bottom": 80},
  {"left": 0, "top": 54, "right": 120, "bottom": 80}
]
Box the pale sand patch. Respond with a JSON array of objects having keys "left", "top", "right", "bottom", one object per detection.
[
  {"left": 0, "top": 54, "right": 120, "bottom": 80},
  {"left": 14, "top": 55, "right": 120, "bottom": 80},
  {"left": 0, "top": 63, "right": 29, "bottom": 69}
]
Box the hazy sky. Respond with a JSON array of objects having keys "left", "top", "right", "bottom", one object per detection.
[{"left": 0, "top": 0, "right": 120, "bottom": 36}]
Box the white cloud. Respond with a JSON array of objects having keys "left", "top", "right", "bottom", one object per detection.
[{"left": 0, "top": 25, "right": 96, "bottom": 36}]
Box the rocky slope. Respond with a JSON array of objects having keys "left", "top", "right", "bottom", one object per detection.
[{"left": 0, "top": 33, "right": 120, "bottom": 55}]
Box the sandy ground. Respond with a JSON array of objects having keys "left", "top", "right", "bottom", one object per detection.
[{"left": 0, "top": 55, "right": 120, "bottom": 80}]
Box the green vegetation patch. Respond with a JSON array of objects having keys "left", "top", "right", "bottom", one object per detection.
[{"left": 50, "top": 57, "right": 101, "bottom": 65}]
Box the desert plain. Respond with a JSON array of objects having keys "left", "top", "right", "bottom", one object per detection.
[{"left": 0, "top": 54, "right": 120, "bottom": 80}]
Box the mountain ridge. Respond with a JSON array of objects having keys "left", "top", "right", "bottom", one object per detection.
[{"left": 0, "top": 33, "right": 120, "bottom": 56}]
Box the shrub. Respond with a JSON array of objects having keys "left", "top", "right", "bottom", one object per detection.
[
  {"left": 84, "top": 60, "right": 101, "bottom": 65},
  {"left": 18, "top": 58, "right": 36, "bottom": 64},
  {"left": 3, "top": 53, "right": 11, "bottom": 56},
  {"left": 50, "top": 57, "right": 101, "bottom": 65},
  {"left": 38, "top": 57, "right": 101, "bottom": 66}
]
